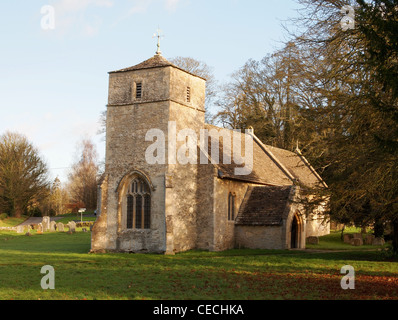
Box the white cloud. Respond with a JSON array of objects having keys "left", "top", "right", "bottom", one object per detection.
[
  {"left": 120, "top": 0, "right": 182, "bottom": 20},
  {"left": 54, "top": 0, "right": 113, "bottom": 15},
  {"left": 164, "top": 0, "right": 181, "bottom": 12},
  {"left": 127, "top": 0, "right": 153, "bottom": 15},
  {"left": 45, "top": 0, "right": 184, "bottom": 33},
  {"left": 47, "top": 0, "right": 114, "bottom": 36}
]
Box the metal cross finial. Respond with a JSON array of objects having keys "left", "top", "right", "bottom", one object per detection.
[{"left": 153, "top": 28, "right": 164, "bottom": 55}]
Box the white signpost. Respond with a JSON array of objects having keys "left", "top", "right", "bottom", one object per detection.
[{"left": 78, "top": 208, "right": 86, "bottom": 223}]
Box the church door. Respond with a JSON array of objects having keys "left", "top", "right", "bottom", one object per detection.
[{"left": 291, "top": 215, "right": 299, "bottom": 249}]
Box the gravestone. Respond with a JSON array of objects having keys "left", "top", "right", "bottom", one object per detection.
[
  {"left": 57, "top": 222, "right": 65, "bottom": 232},
  {"left": 343, "top": 234, "right": 353, "bottom": 244},
  {"left": 306, "top": 236, "right": 319, "bottom": 245},
  {"left": 42, "top": 216, "right": 51, "bottom": 232},
  {"left": 16, "top": 226, "right": 24, "bottom": 234},
  {"left": 364, "top": 234, "right": 375, "bottom": 245},
  {"left": 350, "top": 238, "right": 363, "bottom": 246},
  {"left": 372, "top": 237, "right": 385, "bottom": 246},
  {"left": 68, "top": 221, "right": 76, "bottom": 233},
  {"left": 37, "top": 223, "right": 43, "bottom": 234},
  {"left": 49, "top": 221, "right": 57, "bottom": 232}
]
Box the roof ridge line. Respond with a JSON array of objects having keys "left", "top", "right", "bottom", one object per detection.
[
  {"left": 109, "top": 54, "right": 207, "bottom": 80},
  {"left": 295, "top": 149, "right": 328, "bottom": 188},
  {"left": 250, "top": 133, "right": 297, "bottom": 183}
]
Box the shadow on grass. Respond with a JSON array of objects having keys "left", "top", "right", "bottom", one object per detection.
[{"left": 1, "top": 231, "right": 398, "bottom": 300}]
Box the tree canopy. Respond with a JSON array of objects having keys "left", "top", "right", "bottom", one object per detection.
[{"left": 0, "top": 132, "right": 50, "bottom": 217}]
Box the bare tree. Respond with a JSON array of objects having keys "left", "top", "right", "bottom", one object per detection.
[
  {"left": 67, "top": 138, "right": 99, "bottom": 211},
  {"left": 214, "top": 43, "right": 306, "bottom": 151},
  {"left": 46, "top": 177, "right": 70, "bottom": 216}
]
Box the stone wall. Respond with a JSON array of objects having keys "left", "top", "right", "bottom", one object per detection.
[
  {"left": 91, "top": 175, "right": 109, "bottom": 252},
  {"left": 195, "top": 164, "right": 216, "bottom": 250},
  {"left": 164, "top": 98, "right": 205, "bottom": 253},
  {"left": 305, "top": 208, "right": 330, "bottom": 238},
  {"left": 94, "top": 66, "right": 174, "bottom": 253},
  {"left": 212, "top": 179, "right": 251, "bottom": 251},
  {"left": 108, "top": 67, "right": 171, "bottom": 106},
  {"left": 103, "top": 99, "right": 170, "bottom": 252},
  {"left": 92, "top": 61, "right": 207, "bottom": 254},
  {"left": 235, "top": 225, "right": 284, "bottom": 250},
  {"left": 169, "top": 67, "right": 206, "bottom": 112}
]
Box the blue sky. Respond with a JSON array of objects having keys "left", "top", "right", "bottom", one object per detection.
[{"left": 0, "top": 0, "right": 301, "bottom": 184}]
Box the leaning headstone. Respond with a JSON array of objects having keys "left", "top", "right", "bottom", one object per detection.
[
  {"left": 372, "top": 237, "right": 385, "bottom": 246},
  {"left": 364, "top": 234, "right": 375, "bottom": 245},
  {"left": 343, "top": 234, "right": 354, "bottom": 244},
  {"left": 49, "top": 221, "right": 57, "bottom": 232},
  {"left": 350, "top": 238, "right": 363, "bottom": 246},
  {"left": 68, "top": 221, "right": 76, "bottom": 233},
  {"left": 42, "top": 216, "right": 50, "bottom": 232},
  {"left": 306, "top": 236, "right": 319, "bottom": 245},
  {"left": 57, "top": 222, "right": 65, "bottom": 232}
]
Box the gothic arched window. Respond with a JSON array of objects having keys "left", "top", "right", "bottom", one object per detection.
[{"left": 126, "top": 178, "right": 151, "bottom": 229}]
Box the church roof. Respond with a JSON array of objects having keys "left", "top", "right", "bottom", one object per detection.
[
  {"left": 204, "top": 125, "right": 326, "bottom": 189},
  {"left": 235, "top": 186, "right": 294, "bottom": 226},
  {"left": 109, "top": 54, "right": 206, "bottom": 80},
  {"left": 109, "top": 54, "right": 175, "bottom": 73}
]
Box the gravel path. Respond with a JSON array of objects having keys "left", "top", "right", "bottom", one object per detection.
[{"left": 17, "top": 217, "right": 63, "bottom": 226}]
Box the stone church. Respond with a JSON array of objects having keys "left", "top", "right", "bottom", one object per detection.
[{"left": 91, "top": 51, "right": 330, "bottom": 254}]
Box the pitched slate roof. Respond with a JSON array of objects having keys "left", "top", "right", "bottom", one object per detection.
[
  {"left": 203, "top": 125, "right": 326, "bottom": 189},
  {"left": 109, "top": 54, "right": 176, "bottom": 74},
  {"left": 109, "top": 54, "right": 206, "bottom": 80},
  {"left": 235, "top": 186, "right": 294, "bottom": 226}
]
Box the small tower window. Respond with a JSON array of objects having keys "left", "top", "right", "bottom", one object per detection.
[
  {"left": 187, "top": 87, "right": 191, "bottom": 103},
  {"left": 136, "top": 82, "right": 142, "bottom": 99}
]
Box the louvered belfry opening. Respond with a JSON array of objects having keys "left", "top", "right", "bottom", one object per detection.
[
  {"left": 136, "top": 82, "right": 142, "bottom": 99},
  {"left": 187, "top": 86, "right": 191, "bottom": 103},
  {"left": 126, "top": 178, "right": 151, "bottom": 229}
]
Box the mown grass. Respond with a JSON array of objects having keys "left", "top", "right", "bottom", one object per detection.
[
  {"left": 0, "top": 228, "right": 397, "bottom": 301},
  {"left": 0, "top": 216, "right": 28, "bottom": 228},
  {"left": 306, "top": 231, "right": 384, "bottom": 251},
  {"left": 55, "top": 212, "right": 97, "bottom": 225}
]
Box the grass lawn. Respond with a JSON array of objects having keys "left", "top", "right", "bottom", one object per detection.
[
  {"left": 0, "top": 216, "right": 28, "bottom": 228},
  {"left": 55, "top": 212, "right": 97, "bottom": 225},
  {"left": 0, "top": 227, "right": 397, "bottom": 301},
  {"left": 307, "top": 230, "right": 379, "bottom": 251}
]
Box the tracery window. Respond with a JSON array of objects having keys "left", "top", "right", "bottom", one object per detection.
[{"left": 126, "top": 178, "right": 151, "bottom": 229}]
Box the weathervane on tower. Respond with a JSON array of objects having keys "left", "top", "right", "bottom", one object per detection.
[{"left": 153, "top": 28, "right": 164, "bottom": 55}]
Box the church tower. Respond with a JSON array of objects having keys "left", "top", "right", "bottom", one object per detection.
[{"left": 91, "top": 51, "right": 206, "bottom": 254}]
